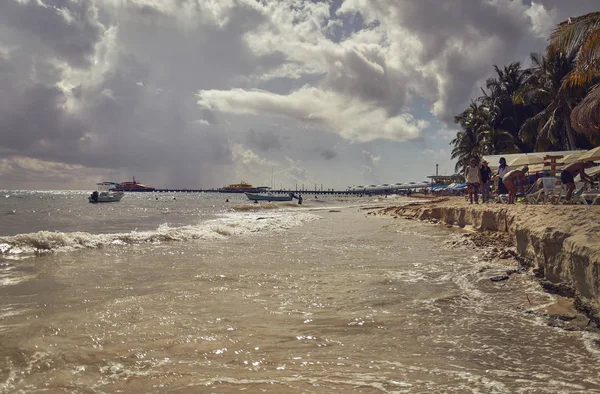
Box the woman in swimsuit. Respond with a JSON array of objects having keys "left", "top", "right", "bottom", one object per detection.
[{"left": 502, "top": 167, "right": 529, "bottom": 204}]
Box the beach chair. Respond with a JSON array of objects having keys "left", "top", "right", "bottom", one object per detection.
[
  {"left": 497, "top": 180, "right": 539, "bottom": 204},
  {"left": 581, "top": 190, "right": 600, "bottom": 205},
  {"left": 528, "top": 177, "right": 558, "bottom": 204},
  {"left": 555, "top": 182, "right": 586, "bottom": 204}
]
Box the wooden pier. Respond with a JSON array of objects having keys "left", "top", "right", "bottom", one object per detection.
[{"left": 142, "top": 189, "right": 362, "bottom": 195}]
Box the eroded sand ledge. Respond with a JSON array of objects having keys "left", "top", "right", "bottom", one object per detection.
[{"left": 378, "top": 197, "right": 600, "bottom": 320}]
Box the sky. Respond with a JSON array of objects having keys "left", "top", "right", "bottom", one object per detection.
[{"left": 0, "top": 0, "right": 598, "bottom": 190}]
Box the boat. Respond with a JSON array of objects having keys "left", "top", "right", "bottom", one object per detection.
[
  {"left": 222, "top": 181, "right": 267, "bottom": 193},
  {"left": 115, "top": 177, "right": 155, "bottom": 192},
  {"left": 88, "top": 182, "right": 125, "bottom": 203},
  {"left": 245, "top": 192, "right": 294, "bottom": 202}
]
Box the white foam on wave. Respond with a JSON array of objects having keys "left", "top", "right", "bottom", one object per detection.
[
  {"left": 0, "top": 211, "right": 320, "bottom": 256},
  {"left": 581, "top": 331, "right": 600, "bottom": 361}
]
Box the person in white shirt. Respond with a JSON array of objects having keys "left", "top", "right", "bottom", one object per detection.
[
  {"left": 465, "top": 158, "right": 482, "bottom": 204},
  {"left": 495, "top": 157, "right": 510, "bottom": 195}
]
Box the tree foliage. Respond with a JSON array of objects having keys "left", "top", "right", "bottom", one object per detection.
[{"left": 451, "top": 12, "right": 600, "bottom": 171}]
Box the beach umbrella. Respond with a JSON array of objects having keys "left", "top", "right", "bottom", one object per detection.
[
  {"left": 528, "top": 163, "right": 549, "bottom": 173},
  {"left": 587, "top": 166, "right": 600, "bottom": 177},
  {"left": 508, "top": 154, "right": 544, "bottom": 167},
  {"left": 579, "top": 146, "right": 600, "bottom": 162},
  {"left": 561, "top": 150, "right": 587, "bottom": 164}
]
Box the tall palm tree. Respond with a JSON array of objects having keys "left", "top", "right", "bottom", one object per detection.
[
  {"left": 513, "top": 50, "right": 580, "bottom": 150},
  {"left": 483, "top": 63, "right": 534, "bottom": 152},
  {"left": 451, "top": 102, "right": 484, "bottom": 172},
  {"left": 550, "top": 12, "right": 600, "bottom": 135}
]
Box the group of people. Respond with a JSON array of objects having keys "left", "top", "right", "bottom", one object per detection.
[
  {"left": 464, "top": 156, "right": 596, "bottom": 205},
  {"left": 464, "top": 157, "right": 511, "bottom": 204}
]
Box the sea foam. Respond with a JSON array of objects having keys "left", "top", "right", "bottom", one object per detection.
[{"left": 0, "top": 211, "right": 319, "bottom": 256}]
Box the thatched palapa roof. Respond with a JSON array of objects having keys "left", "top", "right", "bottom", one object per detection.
[{"left": 571, "top": 83, "right": 600, "bottom": 135}]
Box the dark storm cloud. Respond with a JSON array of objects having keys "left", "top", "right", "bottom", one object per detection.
[
  {"left": 320, "top": 149, "right": 338, "bottom": 160},
  {"left": 246, "top": 129, "right": 282, "bottom": 152},
  {"left": 0, "top": 0, "right": 279, "bottom": 187},
  {"left": 0, "top": 0, "right": 103, "bottom": 68},
  {"left": 337, "top": 0, "right": 599, "bottom": 122}
]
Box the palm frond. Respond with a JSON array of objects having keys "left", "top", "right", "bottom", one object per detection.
[
  {"left": 513, "top": 85, "right": 552, "bottom": 105},
  {"left": 571, "top": 82, "right": 600, "bottom": 135},
  {"left": 550, "top": 12, "right": 600, "bottom": 55},
  {"left": 564, "top": 29, "right": 600, "bottom": 88}
]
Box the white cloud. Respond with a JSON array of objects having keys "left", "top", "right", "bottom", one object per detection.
[{"left": 198, "top": 87, "right": 428, "bottom": 142}]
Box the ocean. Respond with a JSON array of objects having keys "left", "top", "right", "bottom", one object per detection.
[{"left": 1, "top": 190, "right": 599, "bottom": 393}]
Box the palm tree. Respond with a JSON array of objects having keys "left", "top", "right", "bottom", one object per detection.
[
  {"left": 483, "top": 63, "right": 534, "bottom": 152},
  {"left": 550, "top": 12, "right": 600, "bottom": 135},
  {"left": 451, "top": 102, "right": 484, "bottom": 172},
  {"left": 513, "top": 50, "right": 580, "bottom": 150},
  {"left": 478, "top": 127, "right": 519, "bottom": 156},
  {"left": 451, "top": 97, "right": 520, "bottom": 172}
]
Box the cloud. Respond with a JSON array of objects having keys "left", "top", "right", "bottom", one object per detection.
[
  {"left": 1, "top": 0, "right": 599, "bottom": 189},
  {"left": 422, "top": 148, "right": 449, "bottom": 160},
  {"left": 320, "top": 149, "right": 338, "bottom": 160},
  {"left": 198, "top": 87, "right": 428, "bottom": 142},
  {"left": 360, "top": 149, "right": 381, "bottom": 183},
  {"left": 0, "top": 155, "right": 111, "bottom": 190},
  {"left": 283, "top": 157, "right": 309, "bottom": 184},
  {"left": 246, "top": 129, "right": 282, "bottom": 152},
  {"left": 437, "top": 127, "right": 460, "bottom": 141}
]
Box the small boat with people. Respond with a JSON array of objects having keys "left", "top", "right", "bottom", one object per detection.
[
  {"left": 88, "top": 182, "right": 125, "bottom": 203},
  {"left": 244, "top": 192, "right": 294, "bottom": 202}
]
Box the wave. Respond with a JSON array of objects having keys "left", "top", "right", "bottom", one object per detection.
[
  {"left": 0, "top": 211, "right": 319, "bottom": 256},
  {"left": 230, "top": 202, "right": 299, "bottom": 211}
]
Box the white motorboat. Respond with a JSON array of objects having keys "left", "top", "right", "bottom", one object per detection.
[
  {"left": 88, "top": 182, "right": 125, "bottom": 203},
  {"left": 245, "top": 192, "right": 294, "bottom": 202}
]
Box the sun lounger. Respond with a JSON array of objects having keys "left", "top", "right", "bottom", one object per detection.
[
  {"left": 555, "top": 182, "right": 586, "bottom": 204},
  {"left": 581, "top": 191, "right": 600, "bottom": 205},
  {"left": 497, "top": 181, "right": 540, "bottom": 204},
  {"left": 528, "top": 177, "right": 559, "bottom": 204}
]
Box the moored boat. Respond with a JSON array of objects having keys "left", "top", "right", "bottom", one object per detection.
[
  {"left": 245, "top": 192, "right": 294, "bottom": 202},
  {"left": 89, "top": 182, "right": 125, "bottom": 203},
  {"left": 116, "top": 177, "right": 155, "bottom": 192},
  {"left": 222, "top": 181, "right": 267, "bottom": 193}
]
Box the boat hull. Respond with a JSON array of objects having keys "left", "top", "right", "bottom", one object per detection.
[
  {"left": 245, "top": 193, "right": 293, "bottom": 202},
  {"left": 88, "top": 193, "right": 124, "bottom": 203}
]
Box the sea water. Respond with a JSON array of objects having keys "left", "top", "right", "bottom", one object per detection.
[{"left": 1, "top": 191, "right": 600, "bottom": 393}]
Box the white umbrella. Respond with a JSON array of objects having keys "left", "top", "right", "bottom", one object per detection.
[
  {"left": 579, "top": 146, "right": 600, "bottom": 162},
  {"left": 561, "top": 150, "right": 587, "bottom": 164},
  {"left": 508, "top": 154, "right": 544, "bottom": 167},
  {"left": 587, "top": 166, "right": 600, "bottom": 177},
  {"left": 528, "top": 163, "right": 550, "bottom": 173}
]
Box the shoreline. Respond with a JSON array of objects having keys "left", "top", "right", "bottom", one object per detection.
[{"left": 372, "top": 197, "right": 600, "bottom": 330}]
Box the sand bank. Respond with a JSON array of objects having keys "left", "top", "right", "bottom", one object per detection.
[{"left": 377, "top": 197, "right": 600, "bottom": 325}]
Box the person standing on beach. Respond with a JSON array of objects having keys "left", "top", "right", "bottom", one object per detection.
[
  {"left": 479, "top": 160, "right": 493, "bottom": 203},
  {"left": 495, "top": 157, "right": 510, "bottom": 196},
  {"left": 561, "top": 161, "right": 595, "bottom": 202},
  {"left": 502, "top": 167, "right": 529, "bottom": 204},
  {"left": 465, "top": 158, "right": 481, "bottom": 204}
]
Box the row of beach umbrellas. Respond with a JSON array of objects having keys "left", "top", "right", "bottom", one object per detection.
[{"left": 508, "top": 147, "right": 600, "bottom": 173}]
